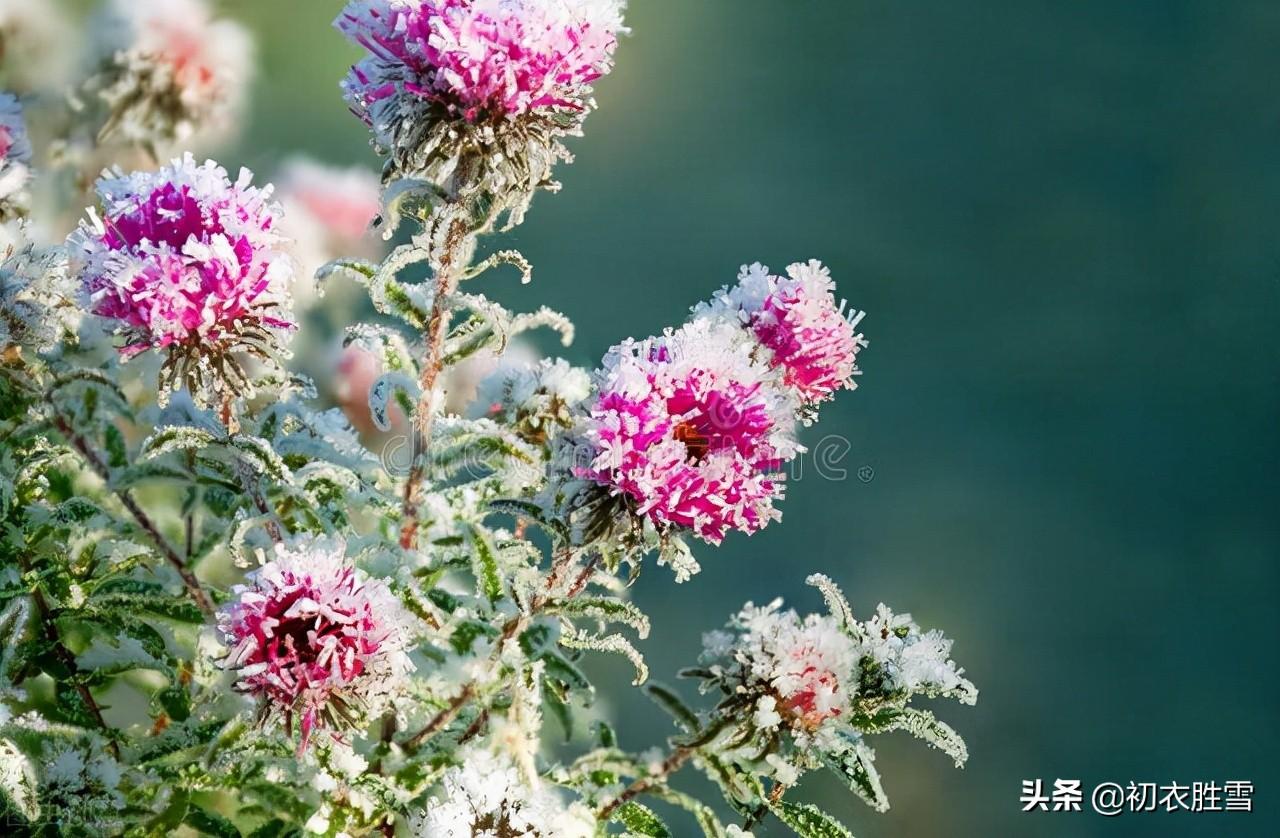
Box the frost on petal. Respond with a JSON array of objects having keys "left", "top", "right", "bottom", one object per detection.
[
  {"left": 574, "top": 319, "right": 797, "bottom": 545},
  {"left": 410, "top": 747, "right": 594, "bottom": 838},
  {"left": 335, "top": 1, "right": 628, "bottom": 222},
  {"left": 70, "top": 154, "right": 295, "bottom": 403},
  {"left": 216, "top": 536, "right": 416, "bottom": 753},
  {"left": 697, "top": 260, "right": 868, "bottom": 416}
]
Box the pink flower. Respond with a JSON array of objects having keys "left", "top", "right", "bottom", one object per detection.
[
  {"left": 576, "top": 320, "right": 797, "bottom": 544},
  {"left": 73, "top": 154, "right": 294, "bottom": 372},
  {"left": 338, "top": 0, "right": 625, "bottom": 126},
  {"left": 218, "top": 537, "right": 414, "bottom": 754},
  {"left": 277, "top": 158, "right": 382, "bottom": 248},
  {"left": 95, "top": 0, "right": 253, "bottom": 148},
  {"left": 701, "top": 261, "right": 867, "bottom": 411},
  {"left": 0, "top": 93, "right": 31, "bottom": 213}
]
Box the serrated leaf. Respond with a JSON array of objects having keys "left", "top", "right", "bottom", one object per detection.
[
  {"left": 613, "top": 801, "right": 671, "bottom": 837},
  {"left": 891, "top": 707, "right": 969, "bottom": 768},
  {"left": 806, "top": 573, "right": 862, "bottom": 641},
  {"left": 185, "top": 803, "right": 241, "bottom": 837},
  {"left": 547, "top": 596, "right": 650, "bottom": 639},
  {"left": 770, "top": 800, "right": 854, "bottom": 838},
  {"left": 558, "top": 625, "right": 648, "bottom": 686},
  {"left": 822, "top": 732, "right": 889, "bottom": 812},
  {"left": 465, "top": 524, "right": 504, "bottom": 603}
]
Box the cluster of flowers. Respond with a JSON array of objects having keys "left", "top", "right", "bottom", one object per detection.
[
  {"left": 571, "top": 261, "right": 867, "bottom": 546},
  {"left": 696, "top": 575, "right": 977, "bottom": 792}
]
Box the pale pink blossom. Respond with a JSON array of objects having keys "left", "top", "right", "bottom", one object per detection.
[{"left": 218, "top": 537, "right": 415, "bottom": 754}]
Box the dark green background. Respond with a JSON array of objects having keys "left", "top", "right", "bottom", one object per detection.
[{"left": 177, "top": 1, "right": 1280, "bottom": 834}]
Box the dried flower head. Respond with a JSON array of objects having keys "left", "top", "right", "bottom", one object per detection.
[
  {"left": 218, "top": 537, "right": 415, "bottom": 755},
  {"left": 336, "top": 0, "right": 626, "bottom": 225},
  {"left": 575, "top": 319, "right": 797, "bottom": 545},
  {"left": 0, "top": 0, "right": 77, "bottom": 94},
  {"left": 410, "top": 747, "right": 594, "bottom": 838},
  {"left": 699, "top": 261, "right": 867, "bottom": 417},
  {"left": 0, "top": 93, "right": 31, "bottom": 220},
  {"left": 90, "top": 0, "right": 253, "bottom": 152},
  {"left": 72, "top": 154, "right": 295, "bottom": 404}
]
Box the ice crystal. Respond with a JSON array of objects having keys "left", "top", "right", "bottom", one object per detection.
[{"left": 411, "top": 746, "right": 594, "bottom": 838}]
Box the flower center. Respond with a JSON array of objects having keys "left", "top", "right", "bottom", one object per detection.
[{"left": 673, "top": 421, "right": 710, "bottom": 461}]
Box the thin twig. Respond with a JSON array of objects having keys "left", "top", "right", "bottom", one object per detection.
[
  {"left": 26, "top": 572, "right": 121, "bottom": 759},
  {"left": 50, "top": 414, "right": 214, "bottom": 616},
  {"left": 597, "top": 745, "right": 696, "bottom": 820},
  {"left": 403, "top": 684, "right": 476, "bottom": 751}
]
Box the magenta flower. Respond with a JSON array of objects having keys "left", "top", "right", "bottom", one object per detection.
[
  {"left": 73, "top": 154, "right": 294, "bottom": 399},
  {"left": 701, "top": 261, "right": 867, "bottom": 413},
  {"left": 218, "top": 537, "right": 414, "bottom": 754},
  {"left": 338, "top": 0, "right": 624, "bottom": 125},
  {"left": 576, "top": 320, "right": 798, "bottom": 545}
]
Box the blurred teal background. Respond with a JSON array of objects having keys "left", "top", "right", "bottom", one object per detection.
[{"left": 219, "top": 1, "right": 1280, "bottom": 834}]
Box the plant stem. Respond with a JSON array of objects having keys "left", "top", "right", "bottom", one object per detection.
[
  {"left": 597, "top": 745, "right": 696, "bottom": 820},
  {"left": 399, "top": 217, "right": 470, "bottom": 551},
  {"left": 402, "top": 683, "right": 476, "bottom": 750},
  {"left": 50, "top": 413, "right": 214, "bottom": 617},
  {"left": 21, "top": 553, "right": 121, "bottom": 759}
]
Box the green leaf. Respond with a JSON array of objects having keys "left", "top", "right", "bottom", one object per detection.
[
  {"left": 546, "top": 596, "right": 650, "bottom": 639},
  {"left": 891, "top": 707, "right": 969, "bottom": 768},
  {"left": 821, "top": 732, "right": 889, "bottom": 812},
  {"left": 644, "top": 682, "right": 700, "bottom": 733},
  {"left": 612, "top": 801, "right": 672, "bottom": 837},
  {"left": 185, "top": 803, "right": 241, "bottom": 837},
  {"left": 103, "top": 424, "right": 128, "bottom": 468},
  {"left": 650, "top": 788, "right": 727, "bottom": 838},
  {"left": 89, "top": 578, "right": 206, "bottom": 623},
  {"left": 466, "top": 524, "right": 504, "bottom": 603},
  {"left": 770, "top": 800, "right": 854, "bottom": 838}
]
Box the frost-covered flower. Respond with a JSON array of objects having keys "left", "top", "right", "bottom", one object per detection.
[
  {"left": 1, "top": 223, "right": 77, "bottom": 355},
  {"left": 710, "top": 600, "right": 859, "bottom": 734},
  {"left": 90, "top": 0, "right": 253, "bottom": 150},
  {"left": 697, "top": 575, "right": 977, "bottom": 794},
  {"left": 0, "top": 0, "right": 77, "bottom": 94},
  {"left": 218, "top": 536, "right": 415, "bottom": 754},
  {"left": 575, "top": 319, "right": 797, "bottom": 544},
  {"left": 0, "top": 93, "right": 31, "bottom": 219},
  {"left": 72, "top": 154, "right": 294, "bottom": 402},
  {"left": 276, "top": 157, "right": 383, "bottom": 302},
  {"left": 411, "top": 747, "right": 594, "bottom": 838},
  {"left": 699, "top": 261, "right": 867, "bottom": 415},
  {"left": 336, "top": 0, "right": 627, "bottom": 223}
]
